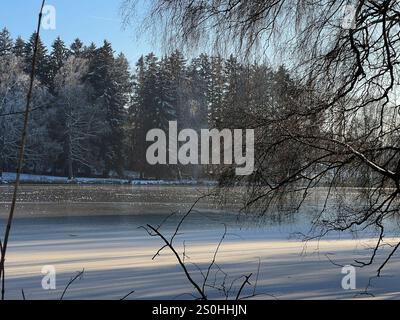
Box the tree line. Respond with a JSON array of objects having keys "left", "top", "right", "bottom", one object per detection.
[{"left": 0, "top": 27, "right": 300, "bottom": 180}]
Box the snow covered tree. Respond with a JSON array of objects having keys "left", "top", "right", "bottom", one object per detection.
[
  {"left": 48, "top": 37, "right": 69, "bottom": 91},
  {"left": 53, "top": 56, "right": 105, "bottom": 179},
  {"left": 165, "top": 50, "right": 188, "bottom": 127},
  {"left": 13, "top": 36, "right": 25, "bottom": 58},
  {"left": 0, "top": 28, "right": 13, "bottom": 56},
  {"left": 0, "top": 54, "right": 48, "bottom": 179},
  {"left": 156, "top": 56, "right": 177, "bottom": 129},
  {"left": 0, "top": 29, "right": 311, "bottom": 184},
  {"left": 24, "top": 32, "right": 50, "bottom": 86},
  {"left": 70, "top": 38, "right": 84, "bottom": 57},
  {"left": 187, "top": 54, "right": 210, "bottom": 129},
  {"left": 83, "top": 42, "right": 97, "bottom": 60},
  {"left": 208, "top": 56, "right": 225, "bottom": 128}
]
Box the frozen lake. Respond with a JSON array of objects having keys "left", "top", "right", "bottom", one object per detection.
[{"left": 1, "top": 185, "right": 400, "bottom": 300}]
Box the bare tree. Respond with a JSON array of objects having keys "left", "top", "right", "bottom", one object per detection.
[
  {"left": 121, "top": 0, "right": 400, "bottom": 275},
  {"left": 0, "top": 54, "right": 48, "bottom": 179},
  {"left": 54, "top": 56, "right": 106, "bottom": 179}
]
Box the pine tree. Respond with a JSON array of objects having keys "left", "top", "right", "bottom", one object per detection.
[
  {"left": 110, "top": 52, "right": 132, "bottom": 174},
  {"left": 156, "top": 56, "right": 177, "bottom": 129},
  {"left": 129, "top": 53, "right": 163, "bottom": 178},
  {"left": 13, "top": 36, "right": 25, "bottom": 57},
  {"left": 166, "top": 50, "right": 188, "bottom": 128},
  {"left": 128, "top": 56, "right": 147, "bottom": 177},
  {"left": 0, "top": 28, "right": 13, "bottom": 56},
  {"left": 83, "top": 42, "right": 97, "bottom": 60},
  {"left": 49, "top": 37, "right": 69, "bottom": 90},
  {"left": 24, "top": 32, "right": 50, "bottom": 85},
  {"left": 70, "top": 38, "right": 84, "bottom": 57},
  {"left": 208, "top": 56, "right": 225, "bottom": 128},
  {"left": 188, "top": 54, "right": 211, "bottom": 128},
  {"left": 222, "top": 55, "right": 245, "bottom": 127},
  {"left": 87, "top": 41, "right": 132, "bottom": 176}
]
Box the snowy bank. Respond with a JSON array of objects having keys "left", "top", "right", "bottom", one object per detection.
[{"left": 0, "top": 172, "right": 217, "bottom": 186}]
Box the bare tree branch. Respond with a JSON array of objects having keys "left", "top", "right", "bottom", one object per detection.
[
  {"left": 60, "top": 269, "right": 85, "bottom": 301},
  {"left": 0, "top": 0, "right": 46, "bottom": 300}
]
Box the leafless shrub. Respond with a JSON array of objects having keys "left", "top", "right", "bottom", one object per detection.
[{"left": 141, "top": 195, "right": 267, "bottom": 300}]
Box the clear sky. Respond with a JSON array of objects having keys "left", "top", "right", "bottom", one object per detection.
[{"left": 0, "top": 0, "right": 157, "bottom": 67}]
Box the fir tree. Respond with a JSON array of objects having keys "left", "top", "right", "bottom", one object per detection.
[
  {"left": 87, "top": 41, "right": 132, "bottom": 176},
  {"left": 24, "top": 32, "right": 50, "bottom": 85},
  {"left": 0, "top": 28, "right": 13, "bottom": 56},
  {"left": 49, "top": 37, "right": 69, "bottom": 89},
  {"left": 13, "top": 36, "right": 25, "bottom": 57},
  {"left": 208, "top": 56, "right": 225, "bottom": 128},
  {"left": 83, "top": 42, "right": 97, "bottom": 60},
  {"left": 70, "top": 38, "right": 84, "bottom": 57}
]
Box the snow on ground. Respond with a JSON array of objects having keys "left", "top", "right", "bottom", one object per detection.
[{"left": 2, "top": 214, "right": 400, "bottom": 300}]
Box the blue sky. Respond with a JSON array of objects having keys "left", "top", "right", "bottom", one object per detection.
[{"left": 0, "top": 0, "right": 157, "bottom": 67}]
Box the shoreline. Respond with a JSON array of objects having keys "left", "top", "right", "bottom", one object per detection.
[{"left": 0, "top": 172, "right": 218, "bottom": 186}]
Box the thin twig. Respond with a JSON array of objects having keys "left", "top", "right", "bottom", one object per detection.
[
  {"left": 202, "top": 224, "right": 227, "bottom": 294},
  {"left": 144, "top": 194, "right": 263, "bottom": 300},
  {"left": 147, "top": 224, "right": 208, "bottom": 300},
  {"left": 120, "top": 290, "right": 135, "bottom": 300},
  {"left": 235, "top": 274, "right": 252, "bottom": 301},
  {"left": 60, "top": 269, "right": 85, "bottom": 300}
]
